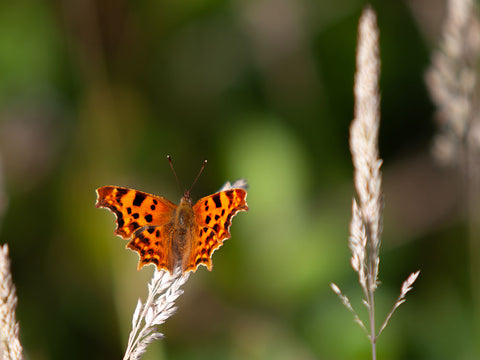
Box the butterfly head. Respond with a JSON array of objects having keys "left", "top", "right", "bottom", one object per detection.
[{"left": 180, "top": 189, "right": 193, "bottom": 205}]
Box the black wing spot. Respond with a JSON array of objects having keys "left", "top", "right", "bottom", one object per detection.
[
  {"left": 153, "top": 199, "right": 158, "bottom": 205},
  {"left": 118, "top": 218, "right": 125, "bottom": 227},
  {"left": 226, "top": 190, "right": 234, "bottom": 201},
  {"left": 155, "top": 230, "right": 160, "bottom": 237},
  {"left": 145, "top": 214, "right": 153, "bottom": 222},
  {"left": 133, "top": 193, "right": 146, "bottom": 206},
  {"left": 215, "top": 215, "right": 220, "bottom": 220},
  {"left": 213, "top": 224, "right": 220, "bottom": 232},
  {"left": 151, "top": 205, "right": 156, "bottom": 210},
  {"left": 116, "top": 188, "right": 128, "bottom": 197},
  {"left": 205, "top": 215, "right": 211, "bottom": 224},
  {"left": 147, "top": 228, "right": 154, "bottom": 234},
  {"left": 221, "top": 209, "right": 225, "bottom": 216},
  {"left": 212, "top": 194, "right": 222, "bottom": 208},
  {"left": 127, "top": 207, "right": 132, "bottom": 214},
  {"left": 133, "top": 213, "right": 140, "bottom": 219}
]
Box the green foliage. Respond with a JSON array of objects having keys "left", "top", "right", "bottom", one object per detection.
[{"left": 0, "top": 0, "right": 471, "bottom": 359}]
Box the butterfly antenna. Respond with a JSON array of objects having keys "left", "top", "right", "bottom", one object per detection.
[
  {"left": 167, "top": 155, "right": 183, "bottom": 193},
  {"left": 190, "top": 159, "right": 208, "bottom": 192}
]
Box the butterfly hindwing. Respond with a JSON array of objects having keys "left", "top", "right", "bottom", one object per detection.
[
  {"left": 127, "top": 225, "right": 174, "bottom": 271},
  {"left": 96, "top": 186, "right": 177, "bottom": 239}
]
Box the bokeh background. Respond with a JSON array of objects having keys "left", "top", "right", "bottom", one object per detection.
[{"left": 0, "top": 0, "right": 476, "bottom": 359}]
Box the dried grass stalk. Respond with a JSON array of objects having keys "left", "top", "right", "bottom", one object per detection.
[
  {"left": 123, "top": 267, "right": 190, "bottom": 360},
  {"left": 426, "top": 0, "right": 480, "bottom": 165},
  {"left": 426, "top": 0, "right": 480, "bottom": 349},
  {"left": 350, "top": 5, "right": 383, "bottom": 297},
  {"left": 331, "top": 6, "right": 420, "bottom": 359},
  {"left": 0, "top": 244, "right": 23, "bottom": 360}
]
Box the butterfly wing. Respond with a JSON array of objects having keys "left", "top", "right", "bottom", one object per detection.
[
  {"left": 187, "top": 188, "right": 248, "bottom": 272},
  {"left": 96, "top": 186, "right": 177, "bottom": 238},
  {"left": 127, "top": 224, "right": 176, "bottom": 272},
  {"left": 96, "top": 186, "right": 178, "bottom": 271}
]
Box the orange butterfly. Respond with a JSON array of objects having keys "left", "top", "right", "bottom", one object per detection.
[{"left": 95, "top": 159, "right": 248, "bottom": 274}]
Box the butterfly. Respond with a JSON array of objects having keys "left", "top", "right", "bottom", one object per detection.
[{"left": 95, "top": 160, "right": 248, "bottom": 274}]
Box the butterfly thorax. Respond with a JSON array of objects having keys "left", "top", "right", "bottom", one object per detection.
[{"left": 176, "top": 194, "right": 194, "bottom": 229}]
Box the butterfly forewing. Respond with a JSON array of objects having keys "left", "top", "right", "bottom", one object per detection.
[
  {"left": 96, "top": 186, "right": 177, "bottom": 238},
  {"left": 187, "top": 188, "right": 248, "bottom": 272}
]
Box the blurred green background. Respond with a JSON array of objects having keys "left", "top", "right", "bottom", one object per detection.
[{"left": 0, "top": 0, "right": 476, "bottom": 359}]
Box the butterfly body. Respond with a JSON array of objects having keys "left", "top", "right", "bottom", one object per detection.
[
  {"left": 96, "top": 185, "right": 248, "bottom": 274},
  {"left": 168, "top": 193, "right": 195, "bottom": 271}
]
